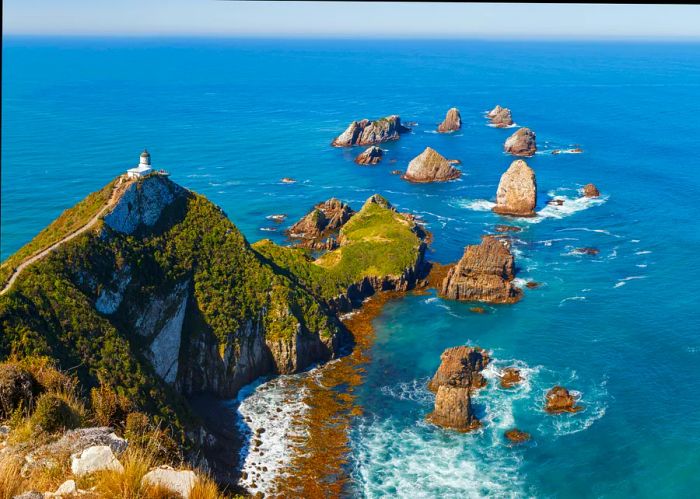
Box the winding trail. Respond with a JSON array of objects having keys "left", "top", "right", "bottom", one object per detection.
[{"left": 0, "top": 176, "right": 129, "bottom": 296}]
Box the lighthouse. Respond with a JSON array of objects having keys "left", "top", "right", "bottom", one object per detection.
[{"left": 127, "top": 149, "right": 154, "bottom": 178}]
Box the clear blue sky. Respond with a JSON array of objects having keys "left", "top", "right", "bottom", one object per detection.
[{"left": 3, "top": 1, "right": 700, "bottom": 39}]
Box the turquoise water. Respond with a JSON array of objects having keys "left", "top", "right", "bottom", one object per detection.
[{"left": 3, "top": 37, "right": 700, "bottom": 497}]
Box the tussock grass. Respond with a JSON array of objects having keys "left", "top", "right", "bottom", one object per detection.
[{"left": 0, "top": 454, "right": 25, "bottom": 499}]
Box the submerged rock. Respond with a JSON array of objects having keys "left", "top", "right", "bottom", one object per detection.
[
  {"left": 286, "top": 198, "right": 355, "bottom": 249},
  {"left": 487, "top": 105, "right": 513, "bottom": 127},
  {"left": 354, "top": 146, "right": 384, "bottom": 165},
  {"left": 504, "top": 429, "right": 531, "bottom": 443},
  {"left": 495, "top": 225, "right": 522, "bottom": 233},
  {"left": 437, "top": 107, "right": 462, "bottom": 133},
  {"left": 504, "top": 127, "right": 537, "bottom": 157},
  {"left": 440, "top": 236, "right": 522, "bottom": 304},
  {"left": 427, "top": 386, "right": 481, "bottom": 432},
  {"left": 545, "top": 386, "right": 583, "bottom": 414},
  {"left": 492, "top": 159, "right": 537, "bottom": 217},
  {"left": 428, "top": 345, "right": 490, "bottom": 392},
  {"left": 281, "top": 177, "right": 296, "bottom": 184},
  {"left": 500, "top": 367, "right": 522, "bottom": 389},
  {"left": 582, "top": 183, "right": 600, "bottom": 197},
  {"left": 574, "top": 247, "right": 600, "bottom": 256},
  {"left": 331, "top": 115, "right": 410, "bottom": 147},
  {"left": 469, "top": 306, "right": 486, "bottom": 314},
  {"left": 402, "top": 147, "right": 461, "bottom": 183}
]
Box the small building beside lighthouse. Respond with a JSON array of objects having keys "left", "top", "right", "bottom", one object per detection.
[{"left": 127, "top": 149, "right": 153, "bottom": 178}]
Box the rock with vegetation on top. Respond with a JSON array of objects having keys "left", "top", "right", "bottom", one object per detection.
[
  {"left": 71, "top": 445, "right": 124, "bottom": 476},
  {"left": 402, "top": 147, "right": 461, "bottom": 183},
  {"left": 354, "top": 146, "right": 384, "bottom": 165},
  {"left": 582, "top": 183, "right": 600, "bottom": 197},
  {"left": 441, "top": 236, "right": 522, "bottom": 303},
  {"left": 427, "top": 385, "right": 481, "bottom": 432},
  {"left": 504, "top": 127, "right": 537, "bottom": 156},
  {"left": 286, "top": 198, "right": 355, "bottom": 249},
  {"left": 428, "top": 345, "right": 490, "bottom": 392},
  {"left": 487, "top": 105, "right": 513, "bottom": 127},
  {"left": 331, "top": 115, "right": 410, "bottom": 147},
  {"left": 143, "top": 466, "right": 198, "bottom": 499},
  {"left": 545, "top": 386, "right": 583, "bottom": 414},
  {"left": 493, "top": 159, "right": 537, "bottom": 217},
  {"left": 437, "top": 107, "right": 462, "bottom": 133}
]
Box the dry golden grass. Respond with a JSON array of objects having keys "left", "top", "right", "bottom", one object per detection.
[
  {"left": 92, "top": 446, "right": 157, "bottom": 499},
  {"left": 189, "top": 474, "right": 226, "bottom": 499},
  {"left": 0, "top": 454, "right": 26, "bottom": 499}
]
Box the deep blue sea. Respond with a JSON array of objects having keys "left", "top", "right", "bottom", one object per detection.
[{"left": 3, "top": 37, "right": 700, "bottom": 498}]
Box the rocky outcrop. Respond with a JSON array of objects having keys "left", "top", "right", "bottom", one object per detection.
[
  {"left": 500, "top": 367, "right": 522, "bottom": 388},
  {"left": 402, "top": 147, "right": 461, "bottom": 183},
  {"left": 545, "top": 386, "right": 583, "bottom": 414},
  {"left": 427, "top": 386, "right": 481, "bottom": 432},
  {"left": 438, "top": 107, "right": 462, "bottom": 133},
  {"left": 354, "top": 146, "right": 384, "bottom": 165},
  {"left": 492, "top": 159, "right": 537, "bottom": 217},
  {"left": 331, "top": 115, "right": 410, "bottom": 147},
  {"left": 428, "top": 346, "right": 490, "bottom": 392},
  {"left": 504, "top": 429, "right": 531, "bottom": 443},
  {"left": 143, "top": 466, "right": 198, "bottom": 498},
  {"left": 487, "top": 105, "right": 513, "bottom": 127},
  {"left": 286, "top": 198, "right": 355, "bottom": 249},
  {"left": 504, "top": 127, "right": 537, "bottom": 157},
  {"left": 582, "top": 183, "right": 600, "bottom": 197},
  {"left": 440, "top": 236, "right": 522, "bottom": 304}
]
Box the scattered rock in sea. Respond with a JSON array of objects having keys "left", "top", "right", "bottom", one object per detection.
[
  {"left": 545, "top": 386, "right": 583, "bottom": 414},
  {"left": 286, "top": 198, "right": 354, "bottom": 250},
  {"left": 437, "top": 107, "right": 462, "bottom": 133},
  {"left": 504, "top": 429, "right": 531, "bottom": 443},
  {"left": 469, "top": 306, "right": 486, "bottom": 314},
  {"left": 402, "top": 147, "right": 461, "bottom": 183},
  {"left": 493, "top": 159, "right": 537, "bottom": 217},
  {"left": 504, "top": 127, "right": 537, "bottom": 157},
  {"left": 391, "top": 169, "right": 403, "bottom": 175},
  {"left": 331, "top": 115, "right": 410, "bottom": 147},
  {"left": 487, "top": 105, "right": 514, "bottom": 128},
  {"left": 582, "top": 183, "right": 600, "bottom": 197},
  {"left": 525, "top": 281, "right": 540, "bottom": 289},
  {"left": 281, "top": 177, "right": 296, "bottom": 184},
  {"left": 500, "top": 367, "right": 522, "bottom": 389},
  {"left": 428, "top": 345, "right": 490, "bottom": 392},
  {"left": 495, "top": 225, "right": 522, "bottom": 233},
  {"left": 426, "top": 385, "right": 481, "bottom": 432},
  {"left": 441, "top": 236, "right": 522, "bottom": 303},
  {"left": 547, "top": 198, "right": 565, "bottom": 206},
  {"left": 574, "top": 247, "right": 600, "bottom": 256},
  {"left": 448, "top": 159, "right": 462, "bottom": 165},
  {"left": 266, "top": 214, "right": 287, "bottom": 223},
  {"left": 355, "top": 146, "right": 384, "bottom": 165}
]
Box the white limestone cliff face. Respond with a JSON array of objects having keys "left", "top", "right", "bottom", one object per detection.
[
  {"left": 95, "top": 264, "right": 132, "bottom": 314},
  {"left": 148, "top": 283, "right": 189, "bottom": 384}
]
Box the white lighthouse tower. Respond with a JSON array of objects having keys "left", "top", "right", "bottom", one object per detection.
[{"left": 127, "top": 149, "right": 154, "bottom": 178}]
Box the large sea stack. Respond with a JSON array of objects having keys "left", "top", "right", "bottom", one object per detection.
[
  {"left": 402, "top": 147, "right": 461, "bottom": 183},
  {"left": 354, "top": 146, "right": 384, "bottom": 165},
  {"left": 286, "top": 198, "right": 355, "bottom": 249},
  {"left": 440, "top": 236, "right": 522, "bottom": 303},
  {"left": 437, "top": 107, "right": 462, "bottom": 133},
  {"left": 504, "top": 127, "right": 537, "bottom": 156},
  {"left": 492, "top": 159, "right": 537, "bottom": 217},
  {"left": 331, "top": 115, "right": 410, "bottom": 147},
  {"left": 487, "top": 105, "right": 513, "bottom": 128},
  {"left": 427, "top": 386, "right": 481, "bottom": 432}
]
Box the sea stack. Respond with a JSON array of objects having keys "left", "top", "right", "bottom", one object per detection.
[
  {"left": 500, "top": 367, "right": 522, "bottom": 389},
  {"left": 504, "top": 127, "right": 537, "bottom": 157},
  {"left": 354, "top": 146, "right": 384, "bottom": 165},
  {"left": 437, "top": 107, "right": 462, "bottom": 133},
  {"left": 487, "top": 105, "right": 513, "bottom": 128},
  {"left": 331, "top": 115, "right": 410, "bottom": 147},
  {"left": 286, "top": 198, "right": 355, "bottom": 249},
  {"left": 440, "top": 236, "right": 522, "bottom": 304},
  {"left": 545, "top": 386, "right": 583, "bottom": 414},
  {"left": 582, "top": 183, "right": 600, "bottom": 198},
  {"left": 426, "top": 346, "right": 489, "bottom": 432},
  {"left": 492, "top": 159, "right": 537, "bottom": 217},
  {"left": 402, "top": 147, "right": 461, "bottom": 183}
]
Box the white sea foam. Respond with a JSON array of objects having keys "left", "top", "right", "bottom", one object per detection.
[
  {"left": 613, "top": 275, "right": 647, "bottom": 288},
  {"left": 635, "top": 250, "right": 652, "bottom": 255},
  {"left": 537, "top": 377, "right": 608, "bottom": 438},
  {"left": 452, "top": 198, "right": 497, "bottom": 212},
  {"left": 559, "top": 296, "right": 586, "bottom": 306},
  {"left": 380, "top": 378, "right": 434, "bottom": 405},
  {"left": 486, "top": 122, "right": 518, "bottom": 129},
  {"left": 558, "top": 226, "right": 620, "bottom": 237},
  {"left": 524, "top": 194, "right": 607, "bottom": 224}
]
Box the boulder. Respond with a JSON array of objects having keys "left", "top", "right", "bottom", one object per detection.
[
  {"left": 286, "top": 198, "right": 354, "bottom": 249},
  {"left": 71, "top": 445, "right": 124, "bottom": 476},
  {"left": 402, "top": 147, "right": 461, "bottom": 183},
  {"left": 493, "top": 160, "right": 537, "bottom": 217},
  {"left": 143, "top": 466, "right": 198, "bottom": 499},
  {"left": 487, "top": 105, "right": 513, "bottom": 127},
  {"left": 545, "top": 386, "right": 583, "bottom": 414},
  {"left": 354, "top": 146, "right": 384, "bottom": 165},
  {"left": 582, "top": 183, "right": 600, "bottom": 197},
  {"left": 500, "top": 367, "right": 522, "bottom": 389},
  {"left": 504, "top": 429, "right": 531, "bottom": 443},
  {"left": 428, "top": 345, "right": 490, "bottom": 392},
  {"left": 504, "top": 127, "right": 537, "bottom": 156},
  {"left": 440, "top": 236, "right": 522, "bottom": 304},
  {"left": 52, "top": 479, "right": 77, "bottom": 496},
  {"left": 331, "top": 115, "right": 410, "bottom": 147},
  {"left": 426, "top": 385, "right": 481, "bottom": 432},
  {"left": 437, "top": 107, "right": 462, "bottom": 133}
]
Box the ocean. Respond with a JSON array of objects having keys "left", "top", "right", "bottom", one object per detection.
[{"left": 3, "top": 37, "right": 700, "bottom": 498}]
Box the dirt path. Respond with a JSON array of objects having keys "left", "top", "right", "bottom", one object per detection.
[{"left": 0, "top": 176, "right": 128, "bottom": 296}]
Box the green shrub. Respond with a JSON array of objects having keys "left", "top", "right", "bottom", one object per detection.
[
  {"left": 91, "top": 384, "right": 132, "bottom": 428},
  {"left": 0, "top": 363, "right": 40, "bottom": 420},
  {"left": 30, "top": 393, "right": 81, "bottom": 433}
]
